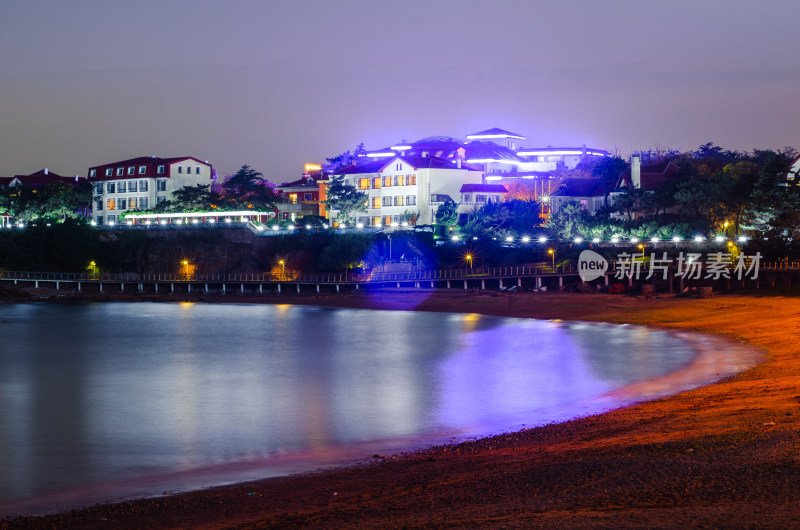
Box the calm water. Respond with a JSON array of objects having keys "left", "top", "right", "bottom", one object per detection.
[{"left": 0, "top": 302, "right": 759, "bottom": 515}]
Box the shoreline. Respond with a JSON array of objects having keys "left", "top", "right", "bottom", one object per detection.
[{"left": 3, "top": 289, "right": 800, "bottom": 527}]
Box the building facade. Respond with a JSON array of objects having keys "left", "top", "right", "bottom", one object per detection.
[
  {"left": 335, "top": 156, "right": 482, "bottom": 226},
  {"left": 87, "top": 156, "right": 214, "bottom": 225}
]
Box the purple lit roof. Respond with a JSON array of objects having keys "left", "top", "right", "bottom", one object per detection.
[
  {"left": 464, "top": 140, "right": 521, "bottom": 162},
  {"left": 338, "top": 156, "right": 480, "bottom": 175},
  {"left": 466, "top": 127, "right": 526, "bottom": 140}
]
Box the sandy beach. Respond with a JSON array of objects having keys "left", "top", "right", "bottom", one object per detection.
[{"left": 3, "top": 287, "right": 800, "bottom": 528}]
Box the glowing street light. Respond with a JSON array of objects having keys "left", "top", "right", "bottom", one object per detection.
[
  {"left": 548, "top": 248, "right": 555, "bottom": 268},
  {"left": 279, "top": 259, "right": 285, "bottom": 279},
  {"left": 465, "top": 254, "right": 473, "bottom": 269},
  {"left": 88, "top": 260, "right": 97, "bottom": 279},
  {"left": 638, "top": 244, "right": 645, "bottom": 261}
]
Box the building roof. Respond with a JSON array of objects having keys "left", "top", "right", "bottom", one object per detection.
[
  {"left": 466, "top": 128, "right": 526, "bottom": 140},
  {"left": 459, "top": 184, "right": 508, "bottom": 194},
  {"left": 552, "top": 178, "right": 606, "bottom": 198},
  {"left": 516, "top": 146, "right": 611, "bottom": 157},
  {"left": 464, "top": 140, "right": 521, "bottom": 163},
  {"left": 13, "top": 169, "right": 84, "bottom": 187},
  {"left": 276, "top": 176, "right": 318, "bottom": 189},
  {"left": 88, "top": 156, "right": 213, "bottom": 180},
  {"left": 616, "top": 160, "right": 684, "bottom": 192},
  {"left": 338, "top": 156, "right": 480, "bottom": 175}
]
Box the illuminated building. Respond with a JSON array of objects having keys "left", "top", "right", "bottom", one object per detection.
[
  {"left": 333, "top": 155, "right": 482, "bottom": 226},
  {"left": 87, "top": 156, "right": 214, "bottom": 225}
]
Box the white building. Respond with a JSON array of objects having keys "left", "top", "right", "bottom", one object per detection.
[
  {"left": 87, "top": 156, "right": 214, "bottom": 225},
  {"left": 335, "top": 155, "right": 482, "bottom": 226}
]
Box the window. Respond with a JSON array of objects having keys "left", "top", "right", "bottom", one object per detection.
[
  {"left": 358, "top": 178, "right": 370, "bottom": 190},
  {"left": 157, "top": 165, "right": 165, "bottom": 174},
  {"left": 394, "top": 196, "right": 405, "bottom": 206},
  {"left": 105, "top": 168, "right": 113, "bottom": 177},
  {"left": 96, "top": 199, "right": 103, "bottom": 211},
  {"left": 384, "top": 215, "right": 392, "bottom": 226},
  {"left": 156, "top": 196, "right": 166, "bottom": 205},
  {"left": 394, "top": 175, "right": 405, "bottom": 186},
  {"left": 492, "top": 195, "right": 500, "bottom": 202},
  {"left": 139, "top": 197, "right": 148, "bottom": 209},
  {"left": 116, "top": 168, "right": 123, "bottom": 176},
  {"left": 127, "top": 167, "right": 134, "bottom": 175},
  {"left": 407, "top": 195, "right": 416, "bottom": 206},
  {"left": 476, "top": 194, "right": 487, "bottom": 204},
  {"left": 371, "top": 197, "right": 381, "bottom": 209},
  {"left": 118, "top": 198, "right": 127, "bottom": 210},
  {"left": 89, "top": 169, "right": 96, "bottom": 178},
  {"left": 118, "top": 181, "right": 126, "bottom": 193},
  {"left": 138, "top": 166, "right": 146, "bottom": 174},
  {"left": 128, "top": 198, "right": 136, "bottom": 210},
  {"left": 304, "top": 193, "right": 312, "bottom": 201},
  {"left": 107, "top": 215, "right": 116, "bottom": 224},
  {"left": 372, "top": 216, "right": 381, "bottom": 226},
  {"left": 139, "top": 180, "right": 148, "bottom": 192},
  {"left": 408, "top": 175, "right": 416, "bottom": 185},
  {"left": 95, "top": 216, "right": 103, "bottom": 225},
  {"left": 383, "top": 176, "right": 392, "bottom": 187},
  {"left": 463, "top": 194, "right": 471, "bottom": 203},
  {"left": 395, "top": 163, "right": 402, "bottom": 171},
  {"left": 289, "top": 193, "right": 298, "bottom": 204},
  {"left": 106, "top": 182, "right": 115, "bottom": 193},
  {"left": 382, "top": 196, "right": 392, "bottom": 207},
  {"left": 156, "top": 180, "right": 166, "bottom": 191},
  {"left": 195, "top": 167, "right": 200, "bottom": 174},
  {"left": 178, "top": 166, "right": 183, "bottom": 174},
  {"left": 94, "top": 183, "right": 103, "bottom": 194},
  {"left": 372, "top": 177, "right": 381, "bottom": 189},
  {"left": 107, "top": 199, "right": 116, "bottom": 210}
]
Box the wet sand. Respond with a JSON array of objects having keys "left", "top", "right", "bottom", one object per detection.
[{"left": 3, "top": 288, "right": 800, "bottom": 528}]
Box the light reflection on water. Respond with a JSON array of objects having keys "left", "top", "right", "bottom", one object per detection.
[{"left": 0, "top": 303, "right": 756, "bottom": 516}]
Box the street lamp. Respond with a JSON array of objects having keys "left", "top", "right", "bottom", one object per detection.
[
  {"left": 637, "top": 243, "right": 645, "bottom": 261},
  {"left": 548, "top": 249, "right": 554, "bottom": 269},
  {"left": 466, "top": 254, "right": 473, "bottom": 269},
  {"left": 279, "top": 259, "right": 285, "bottom": 279},
  {"left": 89, "top": 260, "right": 97, "bottom": 279}
]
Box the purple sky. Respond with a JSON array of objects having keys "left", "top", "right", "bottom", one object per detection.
[{"left": 1, "top": 0, "right": 798, "bottom": 182}]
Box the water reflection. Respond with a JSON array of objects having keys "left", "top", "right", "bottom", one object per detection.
[{"left": 0, "top": 303, "right": 755, "bottom": 516}]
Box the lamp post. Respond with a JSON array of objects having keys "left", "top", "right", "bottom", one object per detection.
[
  {"left": 182, "top": 260, "right": 189, "bottom": 280},
  {"left": 279, "top": 259, "right": 285, "bottom": 280},
  {"left": 638, "top": 244, "right": 645, "bottom": 261},
  {"left": 548, "top": 249, "right": 554, "bottom": 270},
  {"left": 387, "top": 234, "right": 392, "bottom": 260},
  {"left": 89, "top": 260, "right": 96, "bottom": 279},
  {"left": 466, "top": 254, "right": 473, "bottom": 270}
]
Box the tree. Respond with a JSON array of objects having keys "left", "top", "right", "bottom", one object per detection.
[
  {"left": 321, "top": 175, "right": 367, "bottom": 224},
  {"left": 323, "top": 144, "right": 366, "bottom": 173},
  {"left": 461, "top": 200, "right": 541, "bottom": 238},
  {"left": 171, "top": 184, "right": 222, "bottom": 210},
  {"left": 435, "top": 198, "right": 459, "bottom": 226},
  {"left": 592, "top": 156, "right": 629, "bottom": 208},
  {"left": 222, "top": 165, "right": 279, "bottom": 210}
]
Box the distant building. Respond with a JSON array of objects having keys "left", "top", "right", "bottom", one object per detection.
[
  {"left": 9, "top": 168, "right": 85, "bottom": 188},
  {"left": 274, "top": 175, "right": 322, "bottom": 221},
  {"left": 87, "top": 156, "right": 214, "bottom": 225},
  {"left": 550, "top": 178, "right": 608, "bottom": 215},
  {"left": 333, "top": 155, "right": 482, "bottom": 226},
  {"left": 459, "top": 183, "right": 508, "bottom": 212},
  {"left": 789, "top": 154, "right": 800, "bottom": 180}
]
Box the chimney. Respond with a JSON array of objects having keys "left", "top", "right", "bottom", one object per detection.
[
  {"left": 44, "top": 168, "right": 49, "bottom": 175},
  {"left": 75, "top": 175, "right": 79, "bottom": 181},
  {"left": 631, "top": 155, "right": 641, "bottom": 189}
]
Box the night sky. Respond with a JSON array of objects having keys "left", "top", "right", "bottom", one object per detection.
[{"left": 1, "top": 0, "right": 798, "bottom": 181}]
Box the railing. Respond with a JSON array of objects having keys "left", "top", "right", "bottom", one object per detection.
[{"left": 0, "top": 264, "right": 583, "bottom": 285}]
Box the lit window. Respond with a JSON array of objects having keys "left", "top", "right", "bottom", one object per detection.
[
  {"left": 128, "top": 197, "right": 136, "bottom": 209},
  {"left": 358, "top": 178, "right": 369, "bottom": 190},
  {"left": 372, "top": 177, "right": 381, "bottom": 189},
  {"left": 383, "top": 176, "right": 392, "bottom": 187},
  {"left": 408, "top": 175, "right": 416, "bottom": 185},
  {"left": 289, "top": 193, "right": 298, "bottom": 204},
  {"left": 139, "top": 166, "right": 146, "bottom": 174},
  {"left": 107, "top": 199, "right": 116, "bottom": 210},
  {"left": 372, "top": 197, "right": 381, "bottom": 208}
]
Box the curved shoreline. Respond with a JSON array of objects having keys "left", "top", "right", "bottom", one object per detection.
[{"left": 4, "top": 289, "right": 800, "bottom": 528}]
